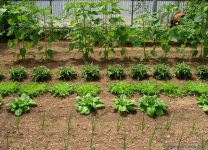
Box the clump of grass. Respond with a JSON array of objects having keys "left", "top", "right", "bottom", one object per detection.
[
  {"left": 108, "top": 82, "right": 135, "bottom": 97},
  {"left": 19, "top": 83, "right": 48, "bottom": 97},
  {"left": 0, "top": 82, "right": 19, "bottom": 97},
  {"left": 160, "top": 82, "right": 185, "bottom": 97},
  {"left": 134, "top": 82, "right": 159, "bottom": 96},
  {"left": 75, "top": 83, "right": 101, "bottom": 96},
  {"left": 50, "top": 82, "right": 74, "bottom": 98},
  {"left": 58, "top": 67, "right": 77, "bottom": 81}
]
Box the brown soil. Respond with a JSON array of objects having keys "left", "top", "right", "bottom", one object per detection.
[{"left": 0, "top": 42, "right": 208, "bottom": 150}]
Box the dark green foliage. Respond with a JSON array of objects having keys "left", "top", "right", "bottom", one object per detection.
[
  {"left": 139, "top": 95, "right": 168, "bottom": 117},
  {"left": 153, "top": 64, "right": 171, "bottom": 80},
  {"left": 58, "top": 67, "right": 77, "bottom": 81},
  {"left": 175, "top": 63, "right": 192, "bottom": 79},
  {"left": 160, "top": 82, "right": 185, "bottom": 97},
  {"left": 108, "top": 82, "right": 135, "bottom": 97},
  {"left": 32, "top": 66, "right": 51, "bottom": 82},
  {"left": 196, "top": 65, "right": 208, "bottom": 80},
  {"left": 183, "top": 82, "right": 208, "bottom": 96},
  {"left": 75, "top": 83, "right": 101, "bottom": 96},
  {"left": 50, "top": 83, "right": 74, "bottom": 98},
  {"left": 0, "top": 82, "right": 19, "bottom": 97},
  {"left": 131, "top": 64, "right": 148, "bottom": 80},
  {"left": 107, "top": 64, "right": 125, "bottom": 80},
  {"left": 134, "top": 82, "right": 159, "bottom": 96},
  {"left": 76, "top": 94, "right": 104, "bottom": 115},
  {"left": 113, "top": 95, "right": 137, "bottom": 113},
  {"left": 6, "top": 93, "right": 36, "bottom": 116},
  {"left": 0, "top": 70, "right": 4, "bottom": 81},
  {"left": 19, "top": 83, "right": 48, "bottom": 97},
  {"left": 82, "top": 64, "right": 100, "bottom": 81},
  {"left": 197, "top": 95, "right": 208, "bottom": 112},
  {"left": 9, "top": 66, "right": 28, "bottom": 82}
]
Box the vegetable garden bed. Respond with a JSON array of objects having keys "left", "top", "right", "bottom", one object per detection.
[{"left": 0, "top": 42, "right": 208, "bottom": 150}]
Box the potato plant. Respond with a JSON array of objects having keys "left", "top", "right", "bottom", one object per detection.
[
  {"left": 32, "top": 66, "right": 51, "bottom": 82},
  {"left": 153, "top": 64, "right": 171, "bottom": 80},
  {"left": 9, "top": 66, "right": 28, "bottom": 82},
  {"left": 82, "top": 64, "right": 100, "bottom": 81},
  {"left": 58, "top": 67, "right": 77, "bottom": 81},
  {"left": 130, "top": 64, "right": 148, "bottom": 80},
  {"left": 107, "top": 64, "right": 125, "bottom": 80}
]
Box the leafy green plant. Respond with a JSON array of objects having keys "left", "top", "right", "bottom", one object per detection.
[
  {"left": 113, "top": 95, "right": 137, "bottom": 114},
  {"left": 175, "top": 63, "right": 192, "bottom": 79},
  {"left": 139, "top": 95, "right": 168, "bottom": 117},
  {"left": 0, "top": 82, "right": 19, "bottom": 97},
  {"left": 153, "top": 64, "right": 171, "bottom": 80},
  {"left": 82, "top": 64, "right": 100, "bottom": 81},
  {"left": 160, "top": 82, "right": 185, "bottom": 97},
  {"left": 9, "top": 66, "right": 27, "bottom": 82},
  {"left": 19, "top": 83, "right": 48, "bottom": 97},
  {"left": 183, "top": 82, "right": 208, "bottom": 96},
  {"left": 75, "top": 83, "right": 101, "bottom": 96},
  {"left": 197, "top": 65, "right": 208, "bottom": 80},
  {"left": 134, "top": 82, "right": 159, "bottom": 96},
  {"left": 107, "top": 64, "right": 125, "bottom": 80},
  {"left": 130, "top": 64, "right": 148, "bottom": 80},
  {"left": 108, "top": 82, "right": 135, "bottom": 97},
  {"left": 3, "top": 1, "right": 42, "bottom": 60},
  {"left": 32, "top": 66, "right": 51, "bottom": 82},
  {"left": 76, "top": 94, "right": 104, "bottom": 115},
  {"left": 58, "top": 67, "right": 77, "bottom": 81},
  {"left": 6, "top": 93, "right": 36, "bottom": 116},
  {"left": 197, "top": 95, "right": 208, "bottom": 112},
  {"left": 50, "top": 83, "right": 74, "bottom": 98}
]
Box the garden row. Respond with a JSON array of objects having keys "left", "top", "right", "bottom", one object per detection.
[
  {"left": 1, "top": 1, "right": 208, "bottom": 61},
  {"left": 1, "top": 63, "right": 208, "bottom": 82},
  {"left": 1, "top": 81, "right": 208, "bottom": 117}
]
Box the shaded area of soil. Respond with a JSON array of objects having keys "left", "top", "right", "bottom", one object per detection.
[{"left": 0, "top": 42, "right": 208, "bottom": 150}]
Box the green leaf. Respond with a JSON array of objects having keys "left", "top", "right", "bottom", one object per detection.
[
  {"left": 8, "top": 40, "right": 14, "bottom": 48},
  {"left": 15, "top": 109, "right": 23, "bottom": 116},
  {"left": 147, "top": 107, "right": 155, "bottom": 117},
  {"left": 151, "top": 45, "right": 157, "bottom": 57}
]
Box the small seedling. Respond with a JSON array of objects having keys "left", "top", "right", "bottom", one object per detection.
[
  {"left": 89, "top": 117, "right": 97, "bottom": 150},
  {"left": 40, "top": 111, "right": 46, "bottom": 130},
  {"left": 140, "top": 113, "right": 146, "bottom": 133},
  {"left": 165, "top": 116, "right": 173, "bottom": 131},
  {"left": 16, "top": 116, "right": 20, "bottom": 132},
  {"left": 148, "top": 126, "right": 157, "bottom": 150},
  {"left": 117, "top": 116, "right": 123, "bottom": 132},
  {"left": 177, "top": 130, "right": 184, "bottom": 150}
]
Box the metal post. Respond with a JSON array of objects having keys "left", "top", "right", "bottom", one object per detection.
[
  {"left": 152, "top": 0, "right": 157, "bottom": 15},
  {"left": 50, "top": 0, "right": 52, "bottom": 15},
  {"left": 131, "top": 0, "right": 134, "bottom": 25}
]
